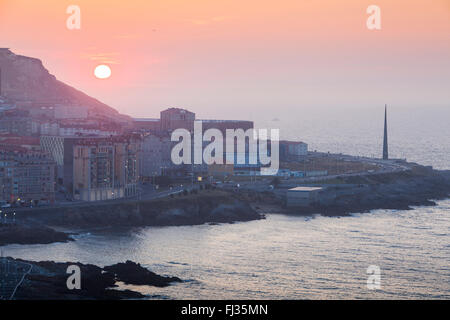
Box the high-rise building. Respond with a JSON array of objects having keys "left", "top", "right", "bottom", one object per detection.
[
  {"left": 0, "top": 149, "right": 56, "bottom": 204},
  {"left": 140, "top": 133, "right": 185, "bottom": 177},
  {"left": 40, "top": 135, "right": 81, "bottom": 191},
  {"left": 113, "top": 137, "right": 140, "bottom": 197},
  {"left": 72, "top": 135, "right": 140, "bottom": 201},
  {"left": 140, "top": 134, "right": 164, "bottom": 177},
  {"left": 41, "top": 135, "right": 140, "bottom": 201},
  {"left": 160, "top": 108, "right": 196, "bottom": 132}
]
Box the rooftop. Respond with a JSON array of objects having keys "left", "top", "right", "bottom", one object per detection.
[
  {"left": 199, "top": 119, "right": 253, "bottom": 123},
  {"left": 0, "top": 136, "right": 40, "bottom": 145},
  {"left": 288, "top": 186, "right": 323, "bottom": 192},
  {"left": 133, "top": 118, "right": 160, "bottom": 122},
  {"left": 280, "top": 140, "right": 307, "bottom": 145},
  {"left": 161, "top": 107, "right": 194, "bottom": 114}
]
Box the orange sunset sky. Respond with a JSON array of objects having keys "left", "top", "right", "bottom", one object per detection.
[{"left": 0, "top": 0, "right": 449, "bottom": 120}]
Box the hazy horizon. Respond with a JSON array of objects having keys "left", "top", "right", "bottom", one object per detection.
[{"left": 1, "top": 0, "right": 449, "bottom": 121}]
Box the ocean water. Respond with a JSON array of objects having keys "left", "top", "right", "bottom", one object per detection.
[
  {"left": 3, "top": 106, "right": 450, "bottom": 299},
  {"left": 256, "top": 105, "right": 450, "bottom": 170}
]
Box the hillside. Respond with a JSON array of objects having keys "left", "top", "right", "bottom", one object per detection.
[{"left": 0, "top": 48, "right": 130, "bottom": 123}]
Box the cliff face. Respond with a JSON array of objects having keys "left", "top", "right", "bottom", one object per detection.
[{"left": 0, "top": 48, "right": 129, "bottom": 122}]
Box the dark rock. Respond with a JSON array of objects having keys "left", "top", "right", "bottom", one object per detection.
[
  {"left": 104, "top": 260, "right": 182, "bottom": 287},
  {"left": 8, "top": 258, "right": 183, "bottom": 300},
  {"left": 0, "top": 224, "right": 72, "bottom": 246}
]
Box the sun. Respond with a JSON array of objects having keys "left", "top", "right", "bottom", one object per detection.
[{"left": 94, "top": 64, "right": 111, "bottom": 79}]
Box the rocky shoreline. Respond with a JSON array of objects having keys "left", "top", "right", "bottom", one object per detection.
[
  {"left": 262, "top": 165, "right": 450, "bottom": 216},
  {"left": 1, "top": 190, "right": 263, "bottom": 246},
  {"left": 0, "top": 223, "right": 73, "bottom": 246},
  {"left": 6, "top": 258, "right": 182, "bottom": 300},
  {"left": 2, "top": 164, "right": 449, "bottom": 247},
  {"left": 15, "top": 190, "right": 263, "bottom": 228},
  {"left": 1, "top": 163, "right": 449, "bottom": 300}
]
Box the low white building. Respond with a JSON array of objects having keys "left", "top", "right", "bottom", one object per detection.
[{"left": 286, "top": 186, "right": 323, "bottom": 207}]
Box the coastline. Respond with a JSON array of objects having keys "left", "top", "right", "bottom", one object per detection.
[
  {"left": 3, "top": 199, "right": 449, "bottom": 300},
  {"left": 1, "top": 163, "right": 449, "bottom": 300},
  {"left": 250, "top": 164, "right": 450, "bottom": 217},
  {"left": 1, "top": 190, "right": 264, "bottom": 247},
  {"left": 1, "top": 162, "right": 449, "bottom": 248}
]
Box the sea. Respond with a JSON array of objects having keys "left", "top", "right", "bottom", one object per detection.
[{"left": 2, "top": 105, "right": 449, "bottom": 299}]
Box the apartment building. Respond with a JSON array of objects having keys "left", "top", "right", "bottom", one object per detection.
[
  {"left": 0, "top": 149, "right": 55, "bottom": 204},
  {"left": 72, "top": 135, "right": 140, "bottom": 201}
]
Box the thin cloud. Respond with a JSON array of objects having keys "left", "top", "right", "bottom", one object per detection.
[
  {"left": 189, "top": 16, "right": 237, "bottom": 26},
  {"left": 81, "top": 52, "right": 121, "bottom": 65},
  {"left": 114, "top": 33, "right": 143, "bottom": 39}
]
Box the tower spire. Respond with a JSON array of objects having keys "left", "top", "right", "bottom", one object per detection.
[{"left": 383, "top": 104, "right": 389, "bottom": 160}]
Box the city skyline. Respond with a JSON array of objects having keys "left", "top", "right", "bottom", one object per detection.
[{"left": 0, "top": 0, "right": 449, "bottom": 304}]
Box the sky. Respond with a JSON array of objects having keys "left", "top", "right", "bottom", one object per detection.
[{"left": 0, "top": 0, "right": 449, "bottom": 121}]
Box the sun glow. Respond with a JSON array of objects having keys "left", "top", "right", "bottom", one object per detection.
[{"left": 94, "top": 64, "right": 111, "bottom": 79}]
